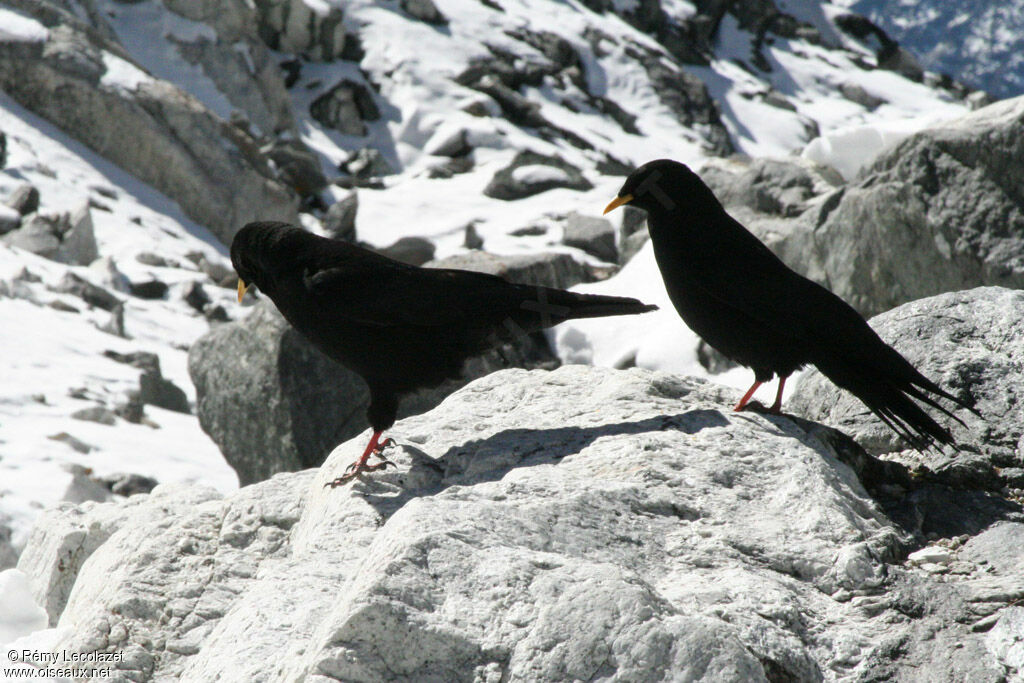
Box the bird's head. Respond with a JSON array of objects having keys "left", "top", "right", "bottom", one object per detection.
[
  {"left": 231, "top": 221, "right": 302, "bottom": 302},
  {"left": 603, "top": 159, "right": 717, "bottom": 217}
]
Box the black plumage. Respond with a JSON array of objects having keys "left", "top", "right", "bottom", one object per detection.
[
  {"left": 231, "top": 221, "right": 657, "bottom": 483},
  {"left": 604, "top": 159, "right": 976, "bottom": 450}
]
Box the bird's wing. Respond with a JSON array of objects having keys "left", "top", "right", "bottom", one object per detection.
[
  {"left": 303, "top": 261, "right": 524, "bottom": 328},
  {"left": 685, "top": 217, "right": 871, "bottom": 348}
]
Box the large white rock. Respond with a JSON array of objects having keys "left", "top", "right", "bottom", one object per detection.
[{"left": 14, "top": 366, "right": 1016, "bottom": 680}]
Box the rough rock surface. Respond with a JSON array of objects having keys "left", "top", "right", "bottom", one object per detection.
[
  {"left": 0, "top": 9, "right": 298, "bottom": 245},
  {"left": 159, "top": 0, "right": 299, "bottom": 136},
  {"left": 562, "top": 211, "right": 617, "bottom": 263},
  {"left": 253, "top": 0, "right": 347, "bottom": 61},
  {"left": 189, "top": 301, "right": 555, "bottom": 485},
  {"left": 791, "top": 287, "right": 1023, "bottom": 490},
  {"left": 17, "top": 366, "right": 1024, "bottom": 681}
]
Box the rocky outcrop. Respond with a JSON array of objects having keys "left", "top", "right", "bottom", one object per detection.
[
  {"left": 189, "top": 300, "right": 555, "bottom": 485},
  {"left": 15, "top": 365, "right": 1024, "bottom": 680},
  {"left": 252, "top": 0, "right": 348, "bottom": 61},
  {"left": 159, "top": 0, "right": 298, "bottom": 136},
  {"left": 785, "top": 96, "right": 1024, "bottom": 316},
  {"left": 702, "top": 97, "right": 1024, "bottom": 317},
  {"left": 0, "top": 7, "right": 298, "bottom": 245},
  {"left": 791, "top": 287, "right": 1024, "bottom": 492}
]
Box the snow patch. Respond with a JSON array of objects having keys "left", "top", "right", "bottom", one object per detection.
[
  {"left": 511, "top": 165, "right": 572, "bottom": 185},
  {"left": 100, "top": 51, "right": 155, "bottom": 93},
  {"left": 0, "top": 8, "right": 48, "bottom": 43}
]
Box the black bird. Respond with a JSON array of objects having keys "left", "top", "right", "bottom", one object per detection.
[
  {"left": 604, "top": 159, "right": 976, "bottom": 450},
  {"left": 231, "top": 221, "right": 657, "bottom": 484}
]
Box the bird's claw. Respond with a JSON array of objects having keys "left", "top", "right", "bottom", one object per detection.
[
  {"left": 325, "top": 438, "right": 398, "bottom": 487},
  {"left": 325, "top": 458, "right": 395, "bottom": 488}
]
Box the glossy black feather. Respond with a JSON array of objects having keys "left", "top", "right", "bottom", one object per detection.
[
  {"left": 615, "top": 159, "right": 976, "bottom": 450},
  {"left": 231, "top": 222, "right": 657, "bottom": 432}
]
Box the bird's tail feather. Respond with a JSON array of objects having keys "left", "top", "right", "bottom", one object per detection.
[
  {"left": 815, "top": 354, "right": 973, "bottom": 451},
  {"left": 529, "top": 288, "right": 658, "bottom": 321}
]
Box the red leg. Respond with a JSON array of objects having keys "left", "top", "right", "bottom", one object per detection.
[
  {"left": 734, "top": 380, "right": 762, "bottom": 412},
  {"left": 325, "top": 430, "right": 396, "bottom": 487},
  {"left": 769, "top": 376, "right": 787, "bottom": 414}
]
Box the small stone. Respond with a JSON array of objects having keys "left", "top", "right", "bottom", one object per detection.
[
  {"left": 5, "top": 184, "right": 40, "bottom": 216},
  {"left": 323, "top": 191, "right": 358, "bottom": 242},
  {"left": 182, "top": 281, "right": 211, "bottom": 313},
  {"left": 51, "top": 273, "right": 122, "bottom": 311},
  {"left": 136, "top": 252, "right": 178, "bottom": 268},
  {"left": 48, "top": 432, "right": 94, "bottom": 454},
  {"left": 908, "top": 546, "right": 953, "bottom": 565},
  {"left": 129, "top": 280, "right": 169, "bottom": 300},
  {"left": 198, "top": 256, "right": 234, "bottom": 284},
  {"left": 115, "top": 392, "right": 145, "bottom": 424},
  {"left": 204, "top": 305, "right": 230, "bottom": 323},
  {"left": 72, "top": 406, "right": 117, "bottom": 426},
  {"left": 97, "top": 473, "right": 159, "bottom": 497},
  {"left": 99, "top": 302, "right": 128, "bottom": 338},
  {"left": 375, "top": 236, "right": 435, "bottom": 266},
  {"left": 49, "top": 300, "right": 80, "bottom": 313},
  {"left": 464, "top": 222, "right": 484, "bottom": 250}
]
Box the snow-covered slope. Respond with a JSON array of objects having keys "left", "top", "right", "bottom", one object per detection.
[
  {"left": 0, "top": 0, "right": 979, "bottom": 592},
  {"left": 838, "top": 0, "right": 1024, "bottom": 100}
]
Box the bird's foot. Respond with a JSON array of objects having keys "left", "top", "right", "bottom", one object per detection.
[
  {"left": 736, "top": 400, "right": 784, "bottom": 416},
  {"left": 324, "top": 435, "right": 396, "bottom": 488}
]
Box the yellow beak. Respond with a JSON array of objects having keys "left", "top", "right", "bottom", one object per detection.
[
  {"left": 237, "top": 278, "right": 251, "bottom": 303},
  {"left": 603, "top": 194, "right": 633, "bottom": 215}
]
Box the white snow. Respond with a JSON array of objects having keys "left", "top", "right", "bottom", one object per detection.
[
  {"left": 801, "top": 120, "right": 919, "bottom": 180},
  {"left": 0, "top": 569, "right": 47, "bottom": 644},
  {"left": 99, "top": 51, "right": 156, "bottom": 94},
  {"left": 510, "top": 165, "right": 572, "bottom": 185},
  {"left": 0, "top": 92, "right": 237, "bottom": 557},
  {"left": 0, "top": 8, "right": 48, "bottom": 43}
]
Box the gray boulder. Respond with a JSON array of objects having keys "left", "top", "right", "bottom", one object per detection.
[
  {"left": 790, "top": 287, "right": 1023, "bottom": 489},
  {"left": 104, "top": 350, "right": 191, "bottom": 414},
  {"left": 700, "top": 156, "right": 842, "bottom": 219},
  {"left": 0, "top": 18, "right": 297, "bottom": 245},
  {"left": 51, "top": 272, "right": 121, "bottom": 311},
  {"left": 189, "top": 300, "right": 554, "bottom": 485},
  {"left": 619, "top": 226, "right": 649, "bottom": 265},
  {"left": 702, "top": 97, "right": 1024, "bottom": 318},
  {"left": 786, "top": 97, "right": 1024, "bottom": 317},
  {"left": 562, "top": 211, "right": 617, "bottom": 263},
  {"left": 484, "top": 151, "right": 592, "bottom": 200},
  {"left": 374, "top": 235, "right": 435, "bottom": 265},
  {"left": 16, "top": 366, "right": 1023, "bottom": 680},
  {"left": 53, "top": 203, "right": 99, "bottom": 266},
  {"left": 426, "top": 250, "right": 590, "bottom": 290}
]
